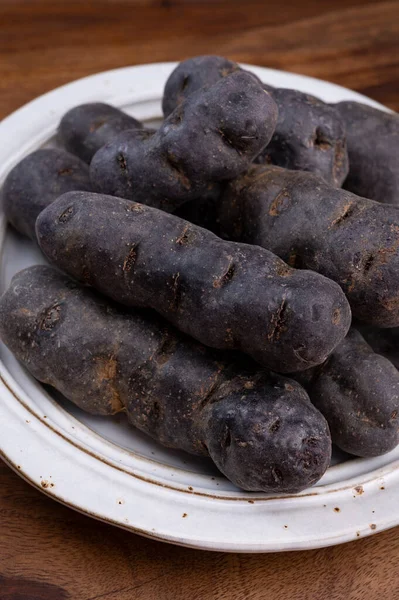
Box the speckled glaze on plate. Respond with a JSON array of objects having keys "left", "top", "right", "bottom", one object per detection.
[{"left": 0, "top": 63, "right": 398, "bottom": 552}]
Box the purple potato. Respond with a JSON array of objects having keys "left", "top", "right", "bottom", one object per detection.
[{"left": 0, "top": 265, "right": 332, "bottom": 493}]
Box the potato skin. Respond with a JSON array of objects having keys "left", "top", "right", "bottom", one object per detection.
[
  {"left": 220, "top": 164, "right": 399, "bottom": 327},
  {"left": 90, "top": 70, "right": 278, "bottom": 212},
  {"left": 294, "top": 329, "right": 399, "bottom": 457},
  {"left": 173, "top": 184, "right": 223, "bottom": 235},
  {"left": 0, "top": 265, "right": 332, "bottom": 493},
  {"left": 36, "top": 191, "right": 351, "bottom": 373},
  {"left": 335, "top": 101, "right": 399, "bottom": 204},
  {"left": 356, "top": 325, "right": 399, "bottom": 370},
  {"left": 58, "top": 102, "right": 143, "bottom": 163},
  {"left": 162, "top": 55, "right": 240, "bottom": 117},
  {"left": 256, "top": 88, "right": 349, "bottom": 187},
  {"left": 1, "top": 148, "right": 92, "bottom": 240},
  {"left": 162, "top": 56, "right": 348, "bottom": 187}
]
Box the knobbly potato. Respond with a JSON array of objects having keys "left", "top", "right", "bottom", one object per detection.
[
  {"left": 220, "top": 165, "right": 399, "bottom": 327},
  {"left": 1, "top": 148, "right": 92, "bottom": 240},
  {"left": 162, "top": 55, "right": 348, "bottom": 186},
  {"left": 294, "top": 329, "right": 399, "bottom": 457},
  {"left": 0, "top": 265, "right": 332, "bottom": 493},
  {"left": 90, "top": 70, "right": 278, "bottom": 212},
  {"left": 335, "top": 101, "right": 399, "bottom": 204},
  {"left": 36, "top": 191, "right": 351, "bottom": 373},
  {"left": 58, "top": 102, "right": 144, "bottom": 163}
]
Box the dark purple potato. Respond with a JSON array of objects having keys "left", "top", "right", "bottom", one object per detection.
[
  {"left": 1, "top": 148, "right": 92, "bottom": 240},
  {"left": 335, "top": 101, "right": 399, "bottom": 204},
  {"left": 220, "top": 164, "right": 399, "bottom": 327},
  {"left": 162, "top": 55, "right": 348, "bottom": 187},
  {"left": 257, "top": 88, "right": 349, "bottom": 187},
  {"left": 58, "top": 102, "right": 143, "bottom": 163},
  {"left": 294, "top": 329, "right": 399, "bottom": 457},
  {"left": 162, "top": 55, "right": 241, "bottom": 117},
  {"left": 36, "top": 191, "right": 351, "bottom": 373},
  {"left": 0, "top": 265, "right": 332, "bottom": 493},
  {"left": 90, "top": 70, "right": 278, "bottom": 212}
]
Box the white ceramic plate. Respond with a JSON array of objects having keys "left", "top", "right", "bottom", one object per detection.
[{"left": 1, "top": 63, "right": 398, "bottom": 553}]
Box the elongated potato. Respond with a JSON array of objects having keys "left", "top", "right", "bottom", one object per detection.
[
  {"left": 36, "top": 191, "right": 351, "bottom": 373},
  {"left": 1, "top": 148, "right": 92, "bottom": 240},
  {"left": 220, "top": 164, "right": 399, "bottom": 327},
  {"left": 90, "top": 70, "right": 277, "bottom": 212},
  {"left": 0, "top": 266, "right": 332, "bottom": 493},
  {"left": 335, "top": 101, "right": 399, "bottom": 204},
  {"left": 294, "top": 329, "right": 399, "bottom": 457},
  {"left": 58, "top": 102, "right": 144, "bottom": 163}
]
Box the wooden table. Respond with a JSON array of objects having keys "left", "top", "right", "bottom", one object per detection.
[{"left": 1, "top": 1, "right": 399, "bottom": 598}]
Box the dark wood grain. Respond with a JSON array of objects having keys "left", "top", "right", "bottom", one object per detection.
[
  {"left": 0, "top": 0, "right": 398, "bottom": 121},
  {"left": 1, "top": 1, "right": 399, "bottom": 599},
  {"left": 1, "top": 460, "right": 399, "bottom": 600}
]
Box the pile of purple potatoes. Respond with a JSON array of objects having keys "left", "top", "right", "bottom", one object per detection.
[{"left": 1, "top": 55, "right": 399, "bottom": 494}]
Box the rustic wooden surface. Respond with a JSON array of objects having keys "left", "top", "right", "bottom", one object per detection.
[{"left": 1, "top": 1, "right": 399, "bottom": 599}]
